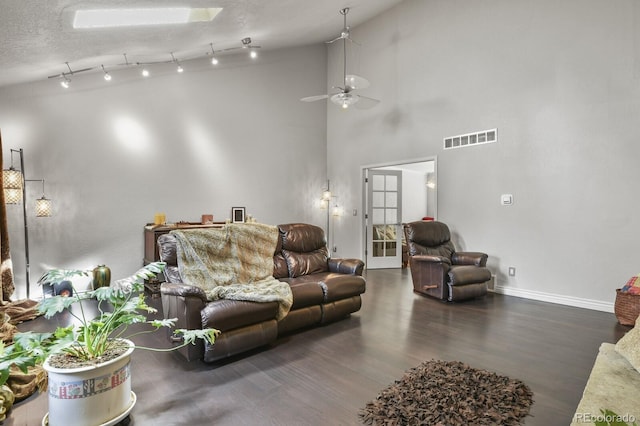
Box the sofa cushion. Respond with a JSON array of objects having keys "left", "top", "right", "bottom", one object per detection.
[
  {"left": 311, "top": 272, "right": 366, "bottom": 302},
  {"left": 283, "top": 248, "right": 329, "bottom": 278},
  {"left": 615, "top": 314, "right": 640, "bottom": 373},
  {"left": 279, "top": 277, "right": 326, "bottom": 309},
  {"left": 272, "top": 234, "right": 289, "bottom": 279},
  {"left": 201, "top": 299, "right": 279, "bottom": 331},
  {"left": 273, "top": 253, "right": 289, "bottom": 279},
  {"left": 279, "top": 223, "right": 327, "bottom": 252}
]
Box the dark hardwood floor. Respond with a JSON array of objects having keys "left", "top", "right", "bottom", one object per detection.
[{"left": 8, "top": 268, "right": 628, "bottom": 425}]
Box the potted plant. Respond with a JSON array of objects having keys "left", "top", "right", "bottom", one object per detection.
[{"left": 0, "top": 261, "right": 219, "bottom": 426}]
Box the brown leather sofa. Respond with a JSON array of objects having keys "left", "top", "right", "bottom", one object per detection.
[
  {"left": 159, "top": 223, "right": 366, "bottom": 362},
  {"left": 403, "top": 220, "right": 491, "bottom": 302}
]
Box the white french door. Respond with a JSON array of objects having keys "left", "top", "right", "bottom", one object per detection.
[{"left": 366, "top": 169, "right": 402, "bottom": 269}]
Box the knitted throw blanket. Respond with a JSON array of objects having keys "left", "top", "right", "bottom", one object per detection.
[{"left": 172, "top": 223, "right": 292, "bottom": 320}]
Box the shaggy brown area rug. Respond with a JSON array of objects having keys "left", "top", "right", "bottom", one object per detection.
[{"left": 359, "top": 359, "right": 534, "bottom": 425}]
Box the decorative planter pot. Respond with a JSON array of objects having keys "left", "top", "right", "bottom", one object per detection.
[
  {"left": 42, "top": 339, "right": 136, "bottom": 426},
  {"left": 92, "top": 265, "right": 111, "bottom": 289}
]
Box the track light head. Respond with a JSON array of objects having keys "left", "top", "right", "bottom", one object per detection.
[{"left": 101, "top": 65, "right": 111, "bottom": 81}]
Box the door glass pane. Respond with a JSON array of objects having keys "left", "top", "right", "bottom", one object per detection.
[
  {"left": 385, "top": 175, "right": 397, "bottom": 191},
  {"left": 385, "top": 192, "right": 397, "bottom": 208},
  {"left": 372, "top": 241, "right": 384, "bottom": 257},
  {"left": 372, "top": 208, "right": 384, "bottom": 224},
  {"left": 384, "top": 225, "right": 396, "bottom": 240},
  {"left": 386, "top": 208, "right": 397, "bottom": 224},
  {"left": 372, "top": 192, "right": 384, "bottom": 208},
  {"left": 373, "top": 175, "right": 385, "bottom": 191},
  {"left": 385, "top": 241, "right": 397, "bottom": 256}
]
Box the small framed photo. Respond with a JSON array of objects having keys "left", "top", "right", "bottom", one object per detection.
[{"left": 232, "top": 207, "right": 245, "bottom": 223}]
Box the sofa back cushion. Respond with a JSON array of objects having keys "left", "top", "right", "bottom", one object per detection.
[
  {"left": 272, "top": 232, "right": 289, "bottom": 279},
  {"left": 278, "top": 223, "right": 329, "bottom": 278}
]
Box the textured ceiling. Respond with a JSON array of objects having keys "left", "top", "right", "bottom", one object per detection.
[{"left": 0, "top": 0, "right": 403, "bottom": 88}]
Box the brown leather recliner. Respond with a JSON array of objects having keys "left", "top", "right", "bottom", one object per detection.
[{"left": 403, "top": 221, "right": 491, "bottom": 302}]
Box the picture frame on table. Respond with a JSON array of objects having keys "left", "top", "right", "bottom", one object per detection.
[{"left": 232, "top": 207, "right": 246, "bottom": 223}]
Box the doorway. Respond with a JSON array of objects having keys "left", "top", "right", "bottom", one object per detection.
[{"left": 362, "top": 158, "right": 437, "bottom": 269}]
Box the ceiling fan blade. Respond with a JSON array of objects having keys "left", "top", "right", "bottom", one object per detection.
[
  {"left": 354, "top": 95, "right": 380, "bottom": 109},
  {"left": 301, "top": 94, "right": 330, "bottom": 102},
  {"left": 345, "top": 74, "right": 370, "bottom": 90}
]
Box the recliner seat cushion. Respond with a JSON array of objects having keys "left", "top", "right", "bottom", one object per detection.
[
  {"left": 201, "top": 299, "right": 279, "bottom": 331},
  {"left": 448, "top": 265, "right": 492, "bottom": 286},
  {"left": 319, "top": 273, "right": 366, "bottom": 302},
  {"left": 278, "top": 277, "right": 325, "bottom": 309}
]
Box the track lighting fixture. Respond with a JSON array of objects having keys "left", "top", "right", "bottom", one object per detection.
[
  {"left": 102, "top": 65, "right": 111, "bottom": 81},
  {"left": 242, "top": 37, "right": 259, "bottom": 59},
  {"left": 48, "top": 37, "right": 262, "bottom": 88},
  {"left": 209, "top": 43, "right": 219, "bottom": 65},
  {"left": 170, "top": 53, "right": 184, "bottom": 73}
]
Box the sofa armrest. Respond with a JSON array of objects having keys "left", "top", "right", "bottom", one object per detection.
[
  {"left": 328, "top": 258, "right": 365, "bottom": 276},
  {"left": 160, "top": 282, "right": 208, "bottom": 302},
  {"left": 410, "top": 254, "right": 452, "bottom": 265},
  {"left": 160, "top": 282, "right": 207, "bottom": 361},
  {"left": 452, "top": 252, "right": 488, "bottom": 267}
]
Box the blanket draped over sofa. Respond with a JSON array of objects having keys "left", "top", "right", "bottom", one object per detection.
[{"left": 171, "top": 223, "right": 293, "bottom": 320}]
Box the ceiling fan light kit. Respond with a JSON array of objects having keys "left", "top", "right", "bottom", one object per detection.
[{"left": 300, "top": 7, "right": 380, "bottom": 109}]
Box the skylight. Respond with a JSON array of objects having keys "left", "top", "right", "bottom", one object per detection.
[{"left": 73, "top": 7, "right": 223, "bottom": 29}]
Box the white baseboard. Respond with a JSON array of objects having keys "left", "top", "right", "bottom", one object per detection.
[{"left": 494, "top": 285, "right": 614, "bottom": 313}]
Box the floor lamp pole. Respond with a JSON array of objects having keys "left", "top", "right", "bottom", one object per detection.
[{"left": 18, "top": 149, "right": 31, "bottom": 299}]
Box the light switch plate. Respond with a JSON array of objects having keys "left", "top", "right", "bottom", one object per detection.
[{"left": 501, "top": 194, "right": 513, "bottom": 205}]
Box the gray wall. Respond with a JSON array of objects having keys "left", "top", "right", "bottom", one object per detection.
[
  {"left": 0, "top": 45, "right": 328, "bottom": 298},
  {"left": 327, "top": 0, "right": 640, "bottom": 310}
]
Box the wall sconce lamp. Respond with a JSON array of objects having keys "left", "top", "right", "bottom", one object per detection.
[{"left": 3, "top": 148, "right": 53, "bottom": 298}]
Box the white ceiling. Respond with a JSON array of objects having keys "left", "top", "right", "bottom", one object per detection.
[{"left": 0, "top": 0, "right": 403, "bottom": 88}]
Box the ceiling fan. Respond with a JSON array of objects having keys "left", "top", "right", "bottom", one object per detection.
[{"left": 301, "top": 8, "right": 379, "bottom": 109}]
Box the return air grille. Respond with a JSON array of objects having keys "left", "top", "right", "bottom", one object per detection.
[{"left": 444, "top": 128, "right": 497, "bottom": 150}]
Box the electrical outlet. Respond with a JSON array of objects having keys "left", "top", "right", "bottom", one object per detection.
[
  {"left": 333, "top": 246, "right": 337, "bottom": 253},
  {"left": 508, "top": 267, "right": 516, "bottom": 277}
]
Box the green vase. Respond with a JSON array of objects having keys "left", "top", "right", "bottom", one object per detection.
[{"left": 92, "top": 265, "right": 111, "bottom": 289}]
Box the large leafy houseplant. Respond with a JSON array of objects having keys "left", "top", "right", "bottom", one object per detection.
[{"left": 0, "top": 261, "right": 219, "bottom": 392}]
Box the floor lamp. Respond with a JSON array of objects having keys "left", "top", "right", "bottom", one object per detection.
[
  {"left": 320, "top": 180, "right": 342, "bottom": 254},
  {"left": 3, "top": 148, "right": 53, "bottom": 298}
]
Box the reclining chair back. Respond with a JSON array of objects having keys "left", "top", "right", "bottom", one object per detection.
[{"left": 404, "top": 221, "right": 455, "bottom": 260}]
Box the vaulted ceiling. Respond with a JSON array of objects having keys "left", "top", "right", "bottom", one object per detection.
[{"left": 0, "top": 0, "right": 403, "bottom": 88}]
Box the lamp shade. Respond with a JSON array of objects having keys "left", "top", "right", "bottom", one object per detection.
[
  {"left": 35, "top": 196, "right": 52, "bottom": 217},
  {"left": 3, "top": 167, "right": 23, "bottom": 189},
  {"left": 4, "top": 188, "right": 22, "bottom": 204}
]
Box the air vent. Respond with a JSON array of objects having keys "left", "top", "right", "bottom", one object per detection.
[{"left": 444, "top": 128, "right": 497, "bottom": 150}]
